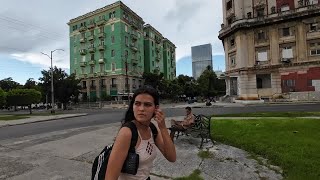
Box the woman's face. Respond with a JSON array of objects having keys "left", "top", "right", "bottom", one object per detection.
[{"left": 133, "top": 93, "right": 156, "bottom": 123}]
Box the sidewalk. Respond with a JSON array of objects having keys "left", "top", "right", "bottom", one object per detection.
[{"left": 0, "top": 113, "right": 87, "bottom": 128}]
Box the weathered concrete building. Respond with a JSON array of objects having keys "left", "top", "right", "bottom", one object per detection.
[{"left": 219, "top": 0, "right": 320, "bottom": 100}]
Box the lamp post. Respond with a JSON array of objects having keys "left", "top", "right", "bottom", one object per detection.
[{"left": 41, "top": 49, "right": 64, "bottom": 114}]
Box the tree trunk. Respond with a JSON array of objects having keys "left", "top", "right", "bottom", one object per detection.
[{"left": 28, "top": 105, "right": 32, "bottom": 114}]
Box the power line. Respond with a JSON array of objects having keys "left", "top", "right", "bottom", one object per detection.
[{"left": 0, "top": 15, "right": 66, "bottom": 39}]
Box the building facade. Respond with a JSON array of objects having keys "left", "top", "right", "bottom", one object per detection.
[
  {"left": 68, "top": 1, "right": 176, "bottom": 100},
  {"left": 219, "top": 0, "right": 320, "bottom": 100},
  {"left": 192, "top": 44, "right": 213, "bottom": 79},
  {"left": 163, "top": 39, "right": 176, "bottom": 80}
]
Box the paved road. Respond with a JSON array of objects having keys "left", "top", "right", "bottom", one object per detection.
[{"left": 0, "top": 103, "right": 319, "bottom": 141}]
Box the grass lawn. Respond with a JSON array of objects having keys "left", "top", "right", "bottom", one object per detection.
[
  {"left": 211, "top": 111, "right": 320, "bottom": 117},
  {"left": 211, "top": 118, "right": 320, "bottom": 180}
]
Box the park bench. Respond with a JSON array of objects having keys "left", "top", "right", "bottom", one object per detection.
[{"left": 172, "top": 114, "right": 212, "bottom": 148}]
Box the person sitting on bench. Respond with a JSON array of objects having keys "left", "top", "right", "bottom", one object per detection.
[{"left": 170, "top": 106, "right": 195, "bottom": 141}]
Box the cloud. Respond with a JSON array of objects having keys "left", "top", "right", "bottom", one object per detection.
[{"left": 0, "top": 0, "right": 224, "bottom": 70}]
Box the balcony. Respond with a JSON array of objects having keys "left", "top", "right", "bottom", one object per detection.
[
  {"left": 79, "top": 26, "right": 87, "bottom": 32},
  {"left": 96, "top": 19, "right": 106, "bottom": 26},
  {"left": 132, "top": 84, "right": 137, "bottom": 89},
  {"left": 131, "top": 33, "right": 138, "bottom": 40},
  {"left": 87, "top": 23, "right": 96, "bottom": 29},
  {"left": 80, "top": 74, "right": 87, "bottom": 79},
  {"left": 98, "top": 32, "right": 105, "bottom": 38},
  {"left": 156, "top": 55, "right": 161, "bottom": 61},
  {"left": 79, "top": 49, "right": 87, "bottom": 55},
  {"left": 98, "top": 44, "right": 105, "bottom": 51},
  {"left": 80, "top": 38, "right": 86, "bottom": 43},
  {"left": 88, "top": 35, "right": 94, "bottom": 41},
  {"left": 130, "top": 44, "right": 138, "bottom": 52},
  {"left": 89, "top": 60, "right": 95, "bottom": 65},
  {"left": 132, "top": 59, "right": 138, "bottom": 65},
  {"left": 79, "top": 61, "right": 87, "bottom": 67},
  {"left": 88, "top": 47, "right": 96, "bottom": 53},
  {"left": 98, "top": 58, "right": 105, "bottom": 64},
  {"left": 156, "top": 47, "right": 160, "bottom": 53},
  {"left": 155, "top": 38, "right": 161, "bottom": 44},
  {"left": 131, "top": 21, "right": 139, "bottom": 29},
  {"left": 90, "top": 85, "right": 96, "bottom": 90}
]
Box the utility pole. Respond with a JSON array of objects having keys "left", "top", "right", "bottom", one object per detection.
[{"left": 41, "top": 49, "right": 64, "bottom": 114}]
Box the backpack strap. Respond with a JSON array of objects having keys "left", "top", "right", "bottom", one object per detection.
[
  {"left": 149, "top": 122, "right": 158, "bottom": 141},
  {"left": 122, "top": 121, "right": 138, "bottom": 152}
]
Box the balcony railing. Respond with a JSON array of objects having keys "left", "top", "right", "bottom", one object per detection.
[
  {"left": 80, "top": 38, "right": 86, "bottom": 43},
  {"left": 96, "top": 19, "right": 106, "bottom": 26},
  {"left": 98, "top": 32, "right": 105, "bottom": 38},
  {"left": 98, "top": 58, "right": 105, "bottom": 64},
  {"left": 79, "top": 49, "right": 87, "bottom": 55},
  {"left": 132, "top": 59, "right": 138, "bottom": 65},
  {"left": 88, "top": 35, "right": 94, "bottom": 41},
  {"left": 80, "top": 62, "right": 87, "bottom": 67},
  {"left": 79, "top": 26, "right": 87, "bottom": 32},
  {"left": 89, "top": 60, "right": 95, "bottom": 65},
  {"left": 130, "top": 44, "right": 138, "bottom": 52},
  {"left": 98, "top": 44, "right": 105, "bottom": 51},
  {"left": 87, "top": 23, "right": 96, "bottom": 29},
  {"left": 131, "top": 33, "right": 138, "bottom": 40},
  {"left": 88, "top": 47, "right": 96, "bottom": 53}
]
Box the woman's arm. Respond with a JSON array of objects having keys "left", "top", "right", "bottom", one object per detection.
[
  {"left": 154, "top": 109, "right": 176, "bottom": 162},
  {"left": 105, "top": 127, "right": 132, "bottom": 180}
]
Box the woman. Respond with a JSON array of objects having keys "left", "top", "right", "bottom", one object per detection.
[{"left": 106, "top": 86, "right": 176, "bottom": 180}]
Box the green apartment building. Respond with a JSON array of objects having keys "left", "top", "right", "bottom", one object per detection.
[{"left": 68, "top": 1, "right": 176, "bottom": 99}]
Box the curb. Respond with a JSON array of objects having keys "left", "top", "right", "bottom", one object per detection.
[{"left": 0, "top": 114, "right": 88, "bottom": 128}]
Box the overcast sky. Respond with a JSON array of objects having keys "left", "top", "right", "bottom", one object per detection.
[{"left": 0, "top": 0, "right": 224, "bottom": 84}]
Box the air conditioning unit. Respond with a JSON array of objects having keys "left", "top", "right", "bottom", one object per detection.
[{"left": 281, "top": 58, "right": 291, "bottom": 63}]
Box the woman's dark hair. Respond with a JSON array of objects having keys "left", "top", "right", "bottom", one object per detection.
[{"left": 123, "top": 85, "right": 159, "bottom": 124}]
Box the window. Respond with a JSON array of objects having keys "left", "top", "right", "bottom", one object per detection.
[
  {"left": 82, "top": 56, "right": 86, "bottom": 62},
  {"left": 125, "top": 25, "right": 128, "bottom": 32},
  {"left": 309, "top": 42, "right": 320, "bottom": 56},
  {"left": 280, "top": 5, "right": 290, "bottom": 12},
  {"left": 282, "top": 46, "right": 293, "bottom": 59},
  {"left": 226, "top": 0, "right": 233, "bottom": 11},
  {"left": 91, "top": 54, "right": 94, "bottom": 60},
  {"left": 111, "top": 24, "right": 114, "bottom": 31},
  {"left": 125, "top": 36, "right": 128, "bottom": 46},
  {"left": 111, "top": 36, "right": 115, "bottom": 43},
  {"left": 257, "top": 31, "right": 265, "bottom": 40},
  {"left": 91, "top": 80, "right": 96, "bottom": 87},
  {"left": 100, "top": 40, "right": 105, "bottom": 45},
  {"left": 152, "top": 41, "right": 154, "bottom": 46},
  {"left": 112, "top": 63, "right": 116, "bottom": 71},
  {"left": 308, "top": 79, "right": 313, "bottom": 86},
  {"left": 283, "top": 79, "right": 295, "bottom": 87},
  {"left": 256, "top": 74, "right": 271, "bottom": 89},
  {"left": 100, "top": 64, "right": 104, "bottom": 72},
  {"left": 152, "top": 50, "right": 154, "bottom": 57},
  {"left": 152, "top": 61, "right": 154, "bottom": 66},
  {"left": 72, "top": 25, "right": 78, "bottom": 31},
  {"left": 82, "top": 81, "right": 87, "bottom": 88},
  {"left": 109, "top": 11, "right": 115, "bottom": 19},
  {"left": 257, "top": 8, "right": 264, "bottom": 17},
  {"left": 111, "top": 78, "right": 116, "bottom": 85},
  {"left": 99, "top": 26, "right": 104, "bottom": 33},
  {"left": 230, "top": 38, "right": 235, "bottom": 47},
  {"left": 282, "top": 28, "right": 290, "bottom": 36},
  {"left": 90, "top": 30, "right": 94, "bottom": 36},
  {"left": 257, "top": 50, "right": 268, "bottom": 61},
  {"left": 99, "top": 15, "right": 104, "bottom": 20},
  {"left": 125, "top": 50, "right": 128, "bottom": 58},
  {"left": 74, "top": 58, "right": 77, "bottom": 65},
  {"left": 111, "top": 50, "right": 115, "bottom": 57},
  {"left": 100, "top": 51, "right": 104, "bottom": 58},
  {"left": 81, "top": 67, "right": 85, "bottom": 74},
  {"left": 310, "top": 23, "right": 318, "bottom": 32},
  {"left": 90, "top": 66, "right": 95, "bottom": 74},
  {"left": 81, "top": 33, "right": 85, "bottom": 38},
  {"left": 230, "top": 55, "right": 236, "bottom": 65}
]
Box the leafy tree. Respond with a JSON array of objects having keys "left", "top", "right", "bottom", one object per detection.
[
  {"left": 0, "top": 88, "right": 6, "bottom": 108},
  {"left": 0, "top": 77, "right": 21, "bottom": 91},
  {"left": 197, "top": 66, "right": 218, "bottom": 97},
  {"left": 142, "top": 72, "right": 164, "bottom": 90},
  {"left": 6, "top": 89, "right": 41, "bottom": 114},
  {"left": 39, "top": 68, "right": 81, "bottom": 110}
]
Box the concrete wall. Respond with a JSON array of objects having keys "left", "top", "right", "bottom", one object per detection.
[{"left": 288, "top": 91, "right": 320, "bottom": 101}]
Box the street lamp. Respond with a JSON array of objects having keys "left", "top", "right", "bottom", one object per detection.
[{"left": 41, "top": 49, "right": 64, "bottom": 114}]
